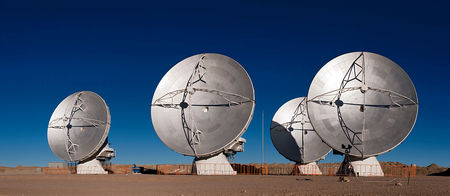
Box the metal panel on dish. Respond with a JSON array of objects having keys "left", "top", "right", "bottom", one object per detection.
[
  {"left": 47, "top": 91, "right": 111, "bottom": 162},
  {"left": 151, "top": 53, "right": 255, "bottom": 157},
  {"left": 307, "top": 52, "right": 418, "bottom": 157},
  {"left": 271, "top": 97, "right": 331, "bottom": 163}
]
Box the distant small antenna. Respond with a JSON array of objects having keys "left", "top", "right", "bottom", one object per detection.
[{"left": 270, "top": 97, "right": 331, "bottom": 164}]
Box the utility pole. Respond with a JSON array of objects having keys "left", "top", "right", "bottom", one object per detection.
[{"left": 261, "top": 110, "right": 264, "bottom": 168}]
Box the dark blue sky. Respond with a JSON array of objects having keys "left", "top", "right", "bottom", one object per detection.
[{"left": 1, "top": 1, "right": 449, "bottom": 167}]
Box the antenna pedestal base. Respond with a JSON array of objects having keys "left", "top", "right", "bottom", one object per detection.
[
  {"left": 338, "top": 156, "right": 384, "bottom": 176},
  {"left": 296, "top": 162, "right": 322, "bottom": 175},
  {"left": 193, "top": 153, "right": 236, "bottom": 175},
  {"left": 349, "top": 156, "right": 384, "bottom": 176},
  {"left": 77, "top": 144, "right": 114, "bottom": 175},
  {"left": 77, "top": 159, "right": 107, "bottom": 174}
]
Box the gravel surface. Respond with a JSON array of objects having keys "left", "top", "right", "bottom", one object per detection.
[{"left": 0, "top": 175, "right": 449, "bottom": 195}]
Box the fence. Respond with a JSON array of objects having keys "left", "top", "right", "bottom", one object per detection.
[
  {"left": 44, "top": 165, "right": 76, "bottom": 175},
  {"left": 107, "top": 165, "right": 132, "bottom": 174},
  {"left": 232, "top": 164, "right": 268, "bottom": 175},
  {"left": 383, "top": 164, "right": 416, "bottom": 177},
  {"left": 44, "top": 164, "right": 132, "bottom": 175},
  {"left": 42, "top": 163, "right": 415, "bottom": 177},
  {"left": 156, "top": 164, "right": 192, "bottom": 175},
  {"left": 156, "top": 163, "right": 268, "bottom": 175},
  {"left": 293, "top": 163, "right": 415, "bottom": 177}
]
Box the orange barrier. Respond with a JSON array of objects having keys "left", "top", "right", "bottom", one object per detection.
[
  {"left": 44, "top": 166, "right": 76, "bottom": 175},
  {"left": 44, "top": 164, "right": 131, "bottom": 175},
  {"left": 42, "top": 163, "right": 415, "bottom": 177},
  {"left": 108, "top": 165, "right": 132, "bottom": 174},
  {"left": 157, "top": 164, "right": 192, "bottom": 175},
  {"left": 155, "top": 164, "right": 269, "bottom": 175},
  {"left": 383, "top": 164, "right": 416, "bottom": 177},
  {"left": 290, "top": 163, "right": 416, "bottom": 177},
  {"left": 318, "top": 163, "right": 341, "bottom": 176},
  {"left": 232, "top": 164, "right": 268, "bottom": 175}
]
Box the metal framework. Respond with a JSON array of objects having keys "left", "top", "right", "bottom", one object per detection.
[
  {"left": 308, "top": 52, "right": 418, "bottom": 157},
  {"left": 272, "top": 98, "right": 315, "bottom": 163},
  {"left": 152, "top": 55, "right": 255, "bottom": 157}
]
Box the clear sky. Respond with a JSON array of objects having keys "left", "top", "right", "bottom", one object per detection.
[{"left": 0, "top": 1, "right": 449, "bottom": 167}]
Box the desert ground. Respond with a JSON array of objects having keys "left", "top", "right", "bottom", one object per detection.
[{"left": 0, "top": 175, "right": 449, "bottom": 196}]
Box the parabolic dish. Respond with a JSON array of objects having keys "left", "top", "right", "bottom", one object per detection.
[
  {"left": 47, "top": 91, "right": 111, "bottom": 162},
  {"left": 151, "top": 53, "right": 255, "bottom": 157},
  {"left": 271, "top": 97, "right": 331, "bottom": 163},
  {"left": 307, "top": 52, "right": 418, "bottom": 157}
]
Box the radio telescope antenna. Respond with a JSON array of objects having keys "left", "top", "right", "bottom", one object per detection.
[
  {"left": 271, "top": 97, "right": 331, "bottom": 175},
  {"left": 48, "top": 91, "right": 115, "bottom": 174},
  {"left": 151, "top": 53, "right": 255, "bottom": 175},
  {"left": 307, "top": 52, "right": 418, "bottom": 176}
]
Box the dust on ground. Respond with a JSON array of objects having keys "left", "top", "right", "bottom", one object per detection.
[{"left": 0, "top": 175, "right": 449, "bottom": 196}]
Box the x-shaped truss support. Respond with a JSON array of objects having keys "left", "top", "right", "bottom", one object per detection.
[
  {"left": 152, "top": 55, "right": 254, "bottom": 157},
  {"left": 48, "top": 92, "right": 107, "bottom": 161},
  {"left": 271, "top": 98, "right": 315, "bottom": 163},
  {"left": 308, "top": 52, "right": 417, "bottom": 157}
]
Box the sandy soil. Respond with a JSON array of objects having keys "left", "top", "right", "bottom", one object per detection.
[{"left": 0, "top": 175, "right": 449, "bottom": 196}]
